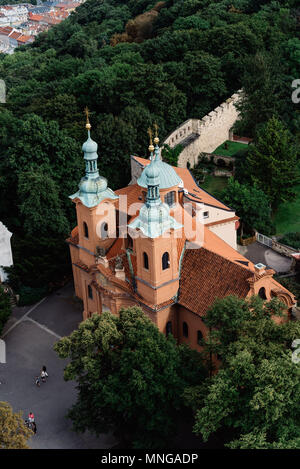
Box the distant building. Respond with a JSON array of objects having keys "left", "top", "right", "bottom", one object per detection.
[{"left": 0, "top": 222, "right": 13, "bottom": 283}]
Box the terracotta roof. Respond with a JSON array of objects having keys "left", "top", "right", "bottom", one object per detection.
[
  {"left": 9, "top": 32, "right": 22, "bottom": 40},
  {"left": 115, "top": 183, "right": 143, "bottom": 220},
  {"left": 17, "top": 35, "right": 32, "bottom": 44},
  {"left": 178, "top": 247, "right": 252, "bottom": 317},
  {"left": 203, "top": 225, "right": 255, "bottom": 271},
  {"left": 132, "top": 156, "right": 233, "bottom": 211},
  {"left": 28, "top": 13, "right": 44, "bottom": 21}
]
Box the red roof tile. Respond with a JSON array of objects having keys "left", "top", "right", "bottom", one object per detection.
[{"left": 178, "top": 247, "right": 252, "bottom": 317}]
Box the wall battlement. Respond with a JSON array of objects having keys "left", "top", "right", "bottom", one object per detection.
[{"left": 163, "top": 90, "right": 242, "bottom": 168}]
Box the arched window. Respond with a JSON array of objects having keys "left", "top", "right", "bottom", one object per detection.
[
  {"left": 259, "top": 287, "right": 267, "bottom": 300},
  {"left": 164, "top": 191, "right": 176, "bottom": 207},
  {"left": 197, "top": 330, "right": 203, "bottom": 345},
  {"left": 166, "top": 321, "right": 172, "bottom": 336},
  {"left": 143, "top": 252, "right": 149, "bottom": 270},
  {"left": 83, "top": 222, "right": 89, "bottom": 239},
  {"left": 88, "top": 285, "right": 93, "bottom": 300},
  {"left": 162, "top": 252, "right": 170, "bottom": 270},
  {"left": 101, "top": 222, "right": 108, "bottom": 239},
  {"left": 183, "top": 322, "right": 188, "bottom": 338}
]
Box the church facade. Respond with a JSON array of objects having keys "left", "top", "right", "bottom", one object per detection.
[{"left": 67, "top": 121, "right": 296, "bottom": 353}]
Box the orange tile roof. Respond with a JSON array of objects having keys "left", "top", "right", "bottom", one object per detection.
[
  {"left": 178, "top": 247, "right": 252, "bottom": 317},
  {"left": 132, "top": 156, "right": 233, "bottom": 211},
  {"left": 17, "top": 35, "right": 32, "bottom": 44},
  {"left": 9, "top": 32, "right": 22, "bottom": 40},
  {"left": 28, "top": 13, "right": 44, "bottom": 21}
]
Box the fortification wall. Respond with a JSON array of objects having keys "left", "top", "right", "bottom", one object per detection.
[{"left": 163, "top": 90, "right": 242, "bottom": 168}]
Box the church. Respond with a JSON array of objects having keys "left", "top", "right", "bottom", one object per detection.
[{"left": 67, "top": 117, "right": 296, "bottom": 352}]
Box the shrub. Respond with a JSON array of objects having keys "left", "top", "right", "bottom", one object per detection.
[{"left": 279, "top": 232, "right": 300, "bottom": 250}]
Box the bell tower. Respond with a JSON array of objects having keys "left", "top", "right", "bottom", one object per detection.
[
  {"left": 128, "top": 128, "right": 183, "bottom": 305},
  {"left": 70, "top": 108, "right": 118, "bottom": 265}
]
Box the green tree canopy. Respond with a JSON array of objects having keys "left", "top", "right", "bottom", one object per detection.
[
  {"left": 0, "top": 401, "right": 32, "bottom": 449},
  {"left": 185, "top": 295, "right": 300, "bottom": 449},
  {"left": 220, "top": 177, "right": 274, "bottom": 235},
  {"left": 54, "top": 306, "right": 206, "bottom": 448},
  {"left": 245, "top": 116, "right": 299, "bottom": 209}
]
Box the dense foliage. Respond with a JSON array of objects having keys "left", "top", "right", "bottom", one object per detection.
[
  {"left": 0, "top": 401, "right": 32, "bottom": 449},
  {"left": 0, "top": 0, "right": 299, "bottom": 295},
  {"left": 54, "top": 306, "right": 206, "bottom": 448},
  {"left": 220, "top": 177, "right": 275, "bottom": 236},
  {"left": 184, "top": 295, "right": 300, "bottom": 449}
]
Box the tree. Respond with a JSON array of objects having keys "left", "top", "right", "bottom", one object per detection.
[
  {"left": 18, "top": 170, "right": 69, "bottom": 237},
  {"left": 245, "top": 116, "right": 299, "bottom": 209},
  {"left": 220, "top": 177, "right": 274, "bottom": 236},
  {"left": 0, "top": 401, "right": 32, "bottom": 449},
  {"left": 0, "top": 285, "right": 11, "bottom": 335},
  {"left": 185, "top": 295, "right": 300, "bottom": 449},
  {"left": 54, "top": 306, "right": 206, "bottom": 448},
  {"left": 161, "top": 143, "right": 183, "bottom": 167}
]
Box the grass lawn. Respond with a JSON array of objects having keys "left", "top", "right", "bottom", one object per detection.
[
  {"left": 273, "top": 184, "right": 300, "bottom": 236},
  {"left": 213, "top": 140, "right": 248, "bottom": 157},
  {"left": 200, "top": 174, "right": 228, "bottom": 196}
]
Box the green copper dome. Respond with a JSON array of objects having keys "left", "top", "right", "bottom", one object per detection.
[
  {"left": 129, "top": 151, "right": 182, "bottom": 238},
  {"left": 70, "top": 129, "right": 118, "bottom": 208},
  {"left": 137, "top": 145, "right": 182, "bottom": 189}
]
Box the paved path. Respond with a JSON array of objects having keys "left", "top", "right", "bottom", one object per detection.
[
  {"left": 0, "top": 283, "right": 116, "bottom": 449},
  {"left": 237, "top": 242, "right": 292, "bottom": 273}
]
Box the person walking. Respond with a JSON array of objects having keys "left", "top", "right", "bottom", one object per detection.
[
  {"left": 28, "top": 412, "right": 35, "bottom": 424},
  {"left": 41, "top": 366, "right": 48, "bottom": 383}
]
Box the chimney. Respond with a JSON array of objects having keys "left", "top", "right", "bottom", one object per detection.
[{"left": 254, "top": 263, "right": 266, "bottom": 275}]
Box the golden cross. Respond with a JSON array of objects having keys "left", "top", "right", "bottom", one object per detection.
[
  {"left": 147, "top": 127, "right": 153, "bottom": 145},
  {"left": 84, "top": 106, "right": 90, "bottom": 124},
  {"left": 154, "top": 122, "right": 158, "bottom": 138}
]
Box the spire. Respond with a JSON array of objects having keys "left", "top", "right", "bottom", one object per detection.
[
  {"left": 153, "top": 122, "right": 161, "bottom": 162},
  {"left": 128, "top": 128, "right": 182, "bottom": 238},
  {"left": 148, "top": 127, "right": 154, "bottom": 161},
  {"left": 82, "top": 107, "right": 100, "bottom": 180},
  {"left": 69, "top": 108, "right": 118, "bottom": 207}
]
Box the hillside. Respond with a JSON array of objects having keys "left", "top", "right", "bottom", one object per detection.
[{"left": 0, "top": 0, "right": 299, "bottom": 296}]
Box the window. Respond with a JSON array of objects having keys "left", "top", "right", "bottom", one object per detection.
[
  {"left": 101, "top": 222, "right": 108, "bottom": 238},
  {"left": 197, "top": 330, "right": 203, "bottom": 345},
  {"left": 88, "top": 285, "right": 93, "bottom": 300},
  {"left": 143, "top": 252, "right": 149, "bottom": 270},
  {"left": 83, "top": 222, "right": 89, "bottom": 238},
  {"left": 183, "top": 322, "right": 188, "bottom": 338},
  {"left": 162, "top": 252, "right": 170, "bottom": 270},
  {"left": 203, "top": 211, "right": 209, "bottom": 219},
  {"left": 259, "top": 287, "right": 267, "bottom": 300},
  {"left": 164, "top": 191, "right": 176, "bottom": 207},
  {"left": 166, "top": 321, "right": 172, "bottom": 336}
]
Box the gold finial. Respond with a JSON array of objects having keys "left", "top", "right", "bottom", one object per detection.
[
  {"left": 148, "top": 127, "right": 154, "bottom": 152},
  {"left": 84, "top": 106, "right": 91, "bottom": 130},
  {"left": 154, "top": 122, "right": 159, "bottom": 144}
]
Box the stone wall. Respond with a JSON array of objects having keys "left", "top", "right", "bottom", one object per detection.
[{"left": 163, "top": 90, "right": 242, "bottom": 168}]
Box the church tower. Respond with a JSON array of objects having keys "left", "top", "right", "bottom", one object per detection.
[
  {"left": 70, "top": 109, "right": 118, "bottom": 266},
  {"left": 128, "top": 129, "right": 183, "bottom": 305}
]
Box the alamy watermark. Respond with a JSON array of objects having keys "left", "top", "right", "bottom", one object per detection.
[
  {"left": 0, "top": 79, "right": 6, "bottom": 103},
  {"left": 0, "top": 339, "right": 6, "bottom": 364},
  {"left": 291, "top": 79, "right": 300, "bottom": 104},
  {"left": 291, "top": 339, "right": 300, "bottom": 364}
]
